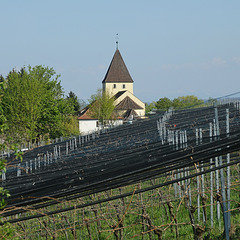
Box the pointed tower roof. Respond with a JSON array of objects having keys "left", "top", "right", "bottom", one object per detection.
[{"left": 102, "top": 49, "right": 134, "bottom": 83}]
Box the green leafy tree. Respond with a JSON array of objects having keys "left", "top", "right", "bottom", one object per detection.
[
  {"left": 2, "top": 67, "right": 45, "bottom": 141},
  {"left": 1, "top": 65, "right": 76, "bottom": 142},
  {"left": 0, "top": 80, "right": 18, "bottom": 237},
  {"left": 155, "top": 97, "right": 172, "bottom": 110},
  {"left": 145, "top": 102, "right": 156, "bottom": 114},
  {"left": 63, "top": 115, "right": 80, "bottom": 136},
  {"left": 89, "top": 89, "right": 115, "bottom": 124},
  {"left": 172, "top": 95, "right": 204, "bottom": 109},
  {"left": 67, "top": 91, "right": 81, "bottom": 115}
]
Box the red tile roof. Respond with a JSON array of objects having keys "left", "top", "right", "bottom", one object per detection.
[{"left": 78, "top": 107, "right": 98, "bottom": 120}]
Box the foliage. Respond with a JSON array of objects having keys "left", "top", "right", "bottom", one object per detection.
[
  {"left": 88, "top": 89, "right": 115, "bottom": 124},
  {"left": 62, "top": 115, "right": 80, "bottom": 136},
  {"left": 0, "top": 83, "right": 17, "bottom": 239},
  {"left": 0, "top": 81, "right": 9, "bottom": 210},
  {"left": 172, "top": 95, "right": 204, "bottom": 109},
  {"left": 155, "top": 95, "right": 204, "bottom": 110},
  {"left": 66, "top": 91, "right": 81, "bottom": 115},
  {"left": 0, "top": 223, "right": 16, "bottom": 239},
  {"left": 1, "top": 65, "right": 77, "bottom": 143},
  {"left": 0, "top": 66, "right": 81, "bottom": 238},
  {"left": 145, "top": 102, "right": 156, "bottom": 114},
  {"left": 155, "top": 97, "right": 172, "bottom": 110}
]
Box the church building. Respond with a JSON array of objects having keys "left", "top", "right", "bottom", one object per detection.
[
  {"left": 78, "top": 46, "right": 145, "bottom": 134},
  {"left": 102, "top": 48, "right": 145, "bottom": 119}
]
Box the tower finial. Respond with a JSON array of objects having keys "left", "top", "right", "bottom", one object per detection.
[{"left": 116, "top": 33, "right": 119, "bottom": 50}]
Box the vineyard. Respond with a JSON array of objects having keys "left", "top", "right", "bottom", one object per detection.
[{"left": 1, "top": 101, "right": 240, "bottom": 239}]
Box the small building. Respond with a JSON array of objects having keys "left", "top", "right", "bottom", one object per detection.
[
  {"left": 78, "top": 107, "right": 99, "bottom": 135},
  {"left": 78, "top": 106, "right": 123, "bottom": 135},
  {"left": 78, "top": 46, "right": 145, "bottom": 134}
]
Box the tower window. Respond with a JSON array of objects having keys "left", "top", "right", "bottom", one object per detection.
[
  {"left": 113, "top": 84, "right": 116, "bottom": 89},
  {"left": 123, "top": 84, "right": 126, "bottom": 89}
]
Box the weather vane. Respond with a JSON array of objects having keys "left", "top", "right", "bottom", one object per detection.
[{"left": 116, "top": 33, "right": 119, "bottom": 49}]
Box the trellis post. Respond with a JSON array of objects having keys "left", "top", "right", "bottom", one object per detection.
[
  {"left": 226, "top": 108, "right": 231, "bottom": 233},
  {"left": 213, "top": 119, "right": 221, "bottom": 224},
  {"left": 209, "top": 122, "right": 214, "bottom": 228},
  {"left": 215, "top": 104, "right": 229, "bottom": 240}
]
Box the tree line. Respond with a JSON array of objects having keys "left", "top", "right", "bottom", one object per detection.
[
  {"left": 146, "top": 95, "right": 205, "bottom": 113},
  {"left": 0, "top": 65, "right": 82, "bottom": 145}
]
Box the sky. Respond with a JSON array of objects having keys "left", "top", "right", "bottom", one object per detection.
[{"left": 1, "top": 0, "right": 240, "bottom": 103}]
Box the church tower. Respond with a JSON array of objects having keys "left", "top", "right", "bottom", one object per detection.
[{"left": 102, "top": 49, "right": 134, "bottom": 97}]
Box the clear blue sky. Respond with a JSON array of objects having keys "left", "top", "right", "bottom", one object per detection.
[{"left": 1, "top": 0, "right": 240, "bottom": 102}]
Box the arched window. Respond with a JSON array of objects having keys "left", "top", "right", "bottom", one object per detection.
[
  {"left": 113, "top": 84, "right": 116, "bottom": 89},
  {"left": 123, "top": 84, "right": 126, "bottom": 89}
]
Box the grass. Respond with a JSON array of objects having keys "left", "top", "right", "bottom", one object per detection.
[{"left": 1, "top": 163, "right": 240, "bottom": 239}]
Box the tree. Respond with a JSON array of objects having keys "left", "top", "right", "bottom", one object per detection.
[
  {"left": 151, "top": 95, "right": 204, "bottom": 111},
  {"left": 88, "top": 89, "right": 115, "bottom": 124},
  {"left": 172, "top": 95, "right": 204, "bottom": 109},
  {"left": 67, "top": 91, "right": 81, "bottom": 115},
  {"left": 145, "top": 102, "right": 156, "bottom": 114},
  {"left": 155, "top": 97, "right": 172, "bottom": 110},
  {"left": 62, "top": 115, "right": 80, "bottom": 136},
  {"left": 1, "top": 65, "right": 76, "bottom": 142},
  {"left": 0, "top": 80, "right": 21, "bottom": 238}
]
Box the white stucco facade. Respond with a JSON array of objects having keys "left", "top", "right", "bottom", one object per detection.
[
  {"left": 79, "top": 120, "right": 99, "bottom": 135},
  {"left": 79, "top": 119, "right": 124, "bottom": 135}
]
